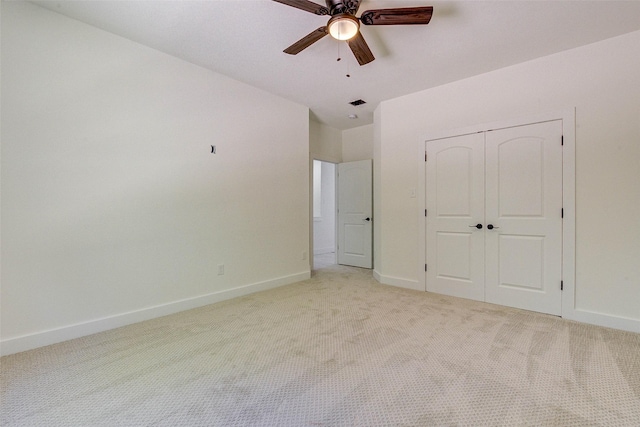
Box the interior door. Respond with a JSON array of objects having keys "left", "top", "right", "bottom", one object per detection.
[
  {"left": 338, "top": 159, "right": 373, "bottom": 268},
  {"left": 484, "top": 121, "right": 563, "bottom": 315},
  {"left": 426, "top": 133, "right": 485, "bottom": 301}
]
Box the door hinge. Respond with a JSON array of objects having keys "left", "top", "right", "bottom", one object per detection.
[
  {"left": 561, "top": 135, "right": 564, "bottom": 146},
  {"left": 425, "top": 209, "right": 427, "bottom": 217},
  {"left": 561, "top": 208, "right": 564, "bottom": 218},
  {"left": 561, "top": 280, "right": 564, "bottom": 291},
  {"left": 425, "top": 152, "right": 428, "bottom": 162},
  {"left": 425, "top": 264, "right": 428, "bottom": 272}
]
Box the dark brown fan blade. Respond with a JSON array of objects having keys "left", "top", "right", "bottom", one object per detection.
[
  {"left": 284, "top": 27, "right": 328, "bottom": 55},
  {"left": 347, "top": 32, "right": 374, "bottom": 66},
  {"left": 272, "top": 0, "right": 328, "bottom": 15},
  {"left": 360, "top": 6, "right": 433, "bottom": 25}
]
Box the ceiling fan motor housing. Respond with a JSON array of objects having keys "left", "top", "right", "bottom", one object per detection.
[{"left": 327, "top": 0, "right": 360, "bottom": 15}]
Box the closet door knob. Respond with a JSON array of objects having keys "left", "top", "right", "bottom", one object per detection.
[
  {"left": 469, "top": 224, "right": 483, "bottom": 229},
  {"left": 487, "top": 224, "right": 499, "bottom": 230}
]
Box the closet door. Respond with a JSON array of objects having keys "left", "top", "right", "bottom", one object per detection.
[
  {"left": 484, "top": 121, "right": 563, "bottom": 315},
  {"left": 426, "top": 133, "right": 485, "bottom": 301}
]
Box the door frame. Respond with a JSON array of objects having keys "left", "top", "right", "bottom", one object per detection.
[
  {"left": 418, "top": 109, "right": 576, "bottom": 317},
  {"left": 310, "top": 157, "right": 339, "bottom": 271}
]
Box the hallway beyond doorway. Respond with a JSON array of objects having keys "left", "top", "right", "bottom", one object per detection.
[{"left": 314, "top": 252, "right": 336, "bottom": 270}]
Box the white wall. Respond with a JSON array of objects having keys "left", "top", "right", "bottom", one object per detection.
[
  {"left": 342, "top": 124, "right": 373, "bottom": 162},
  {"left": 1, "top": 2, "right": 310, "bottom": 355},
  {"left": 375, "top": 30, "right": 640, "bottom": 331},
  {"left": 373, "top": 109, "right": 383, "bottom": 273},
  {"left": 313, "top": 162, "right": 336, "bottom": 255},
  {"left": 310, "top": 120, "right": 342, "bottom": 164}
]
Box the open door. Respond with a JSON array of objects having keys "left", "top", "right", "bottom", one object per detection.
[{"left": 338, "top": 159, "right": 373, "bottom": 268}]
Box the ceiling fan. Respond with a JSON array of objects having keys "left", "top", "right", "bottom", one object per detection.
[{"left": 273, "top": 0, "right": 433, "bottom": 66}]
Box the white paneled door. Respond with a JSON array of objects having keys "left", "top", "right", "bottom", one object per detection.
[
  {"left": 426, "top": 121, "right": 563, "bottom": 315},
  {"left": 426, "top": 132, "right": 486, "bottom": 301},
  {"left": 338, "top": 160, "right": 373, "bottom": 268},
  {"left": 484, "top": 121, "right": 563, "bottom": 314}
]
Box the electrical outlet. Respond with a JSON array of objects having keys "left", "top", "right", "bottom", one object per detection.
[{"left": 217, "top": 264, "right": 224, "bottom": 275}]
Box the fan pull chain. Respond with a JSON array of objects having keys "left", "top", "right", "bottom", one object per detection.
[
  {"left": 336, "top": 42, "right": 350, "bottom": 78},
  {"left": 346, "top": 55, "right": 351, "bottom": 78},
  {"left": 337, "top": 42, "right": 351, "bottom": 78}
]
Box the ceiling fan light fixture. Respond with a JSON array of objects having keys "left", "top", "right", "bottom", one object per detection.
[{"left": 328, "top": 14, "right": 360, "bottom": 40}]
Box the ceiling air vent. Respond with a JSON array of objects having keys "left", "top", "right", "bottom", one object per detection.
[{"left": 349, "top": 99, "right": 366, "bottom": 106}]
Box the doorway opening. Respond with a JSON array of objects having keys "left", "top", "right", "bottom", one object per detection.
[{"left": 313, "top": 160, "right": 337, "bottom": 270}]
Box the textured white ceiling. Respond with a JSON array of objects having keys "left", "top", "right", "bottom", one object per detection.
[{"left": 32, "top": 0, "right": 640, "bottom": 130}]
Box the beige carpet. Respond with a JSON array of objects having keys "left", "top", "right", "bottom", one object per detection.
[{"left": 2, "top": 264, "right": 639, "bottom": 426}]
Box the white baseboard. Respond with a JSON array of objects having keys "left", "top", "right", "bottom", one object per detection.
[
  {"left": 0, "top": 271, "right": 311, "bottom": 356},
  {"left": 373, "top": 270, "right": 424, "bottom": 292},
  {"left": 564, "top": 308, "right": 640, "bottom": 334},
  {"left": 371, "top": 271, "right": 639, "bottom": 334}
]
